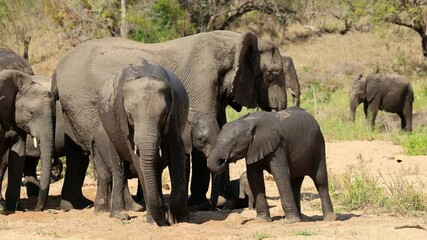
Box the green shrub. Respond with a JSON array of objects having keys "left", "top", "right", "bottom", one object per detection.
[
  {"left": 399, "top": 130, "right": 427, "bottom": 155},
  {"left": 330, "top": 156, "right": 427, "bottom": 216}
]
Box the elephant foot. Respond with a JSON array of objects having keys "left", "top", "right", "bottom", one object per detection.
[
  {"left": 60, "top": 197, "right": 94, "bottom": 211},
  {"left": 167, "top": 207, "right": 190, "bottom": 225},
  {"left": 125, "top": 200, "right": 144, "bottom": 212},
  {"left": 283, "top": 215, "right": 301, "bottom": 223},
  {"left": 254, "top": 215, "right": 272, "bottom": 223},
  {"left": 109, "top": 210, "right": 130, "bottom": 221},
  {"left": 25, "top": 177, "right": 40, "bottom": 198},
  {"left": 94, "top": 202, "right": 109, "bottom": 213},
  {"left": 188, "top": 201, "right": 210, "bottom": 212},
  {"left": 323, "top": 212, "right": 336, "bottom": 221}
]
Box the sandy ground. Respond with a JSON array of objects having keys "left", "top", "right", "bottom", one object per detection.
[{"left": 1, "top": 140, "right": 426, "bottom": 240}]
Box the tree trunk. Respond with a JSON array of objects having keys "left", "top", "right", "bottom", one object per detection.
[
  {"left": 120, "top": 0, "right": 127, "bottom": 38},
  {"left": 23, "top": 36, "right": 31, "bottom": 63}
]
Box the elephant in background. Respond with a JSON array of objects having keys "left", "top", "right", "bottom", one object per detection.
[
  {"left": 52, "top": 30, "right": 287, "bottom": 213},
  {"left": 96, "top": 61, "right": 189, "bottom": 225},
  {"left": 349, "top": 74, "right": 414, "bottom": 132},
  {"left": 208, "top": 107, "right": 336, "bottom": 223},
  {"left": 0, "top": 70, "right": 54, "bottom": 211},
  {"left": 0, "top": 76, "right": 64, "bottom": 201},
  {"left": 0, "top": 48, "right": 34, "bottom": 75},
  {"left": 281, "top": 56, "right": 301, "bottom": 106}
]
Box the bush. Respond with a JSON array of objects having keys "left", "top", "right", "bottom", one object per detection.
[
  {"left": 330, "top": 156, "right": 427, "bottom": 216},
  {"left": 400, "top": 130, "right": 427, "bottom": 155}
]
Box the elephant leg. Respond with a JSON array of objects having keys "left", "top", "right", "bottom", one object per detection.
[
  {"left": 188, "top": 149, "right": 210, "bottom": 211},
  {"left": 367, "top": 101, "right": 380, "bottom": 130},
  {"left": 60, "top": 135, "right": 93, "bottom": 210},
  {"left": 94, "top": 177, "right": 110, "bottom": 213},
  {"left": 51, "top": 157, "right": 63, "bottom": 182},
  {"left": 402, "top": 100, "right": 413, "bottom": 132},
  {"left": 210, "top": 165, "right": 230, "bottom": 210},
  {"left": 124, "top": 181, "right": 144, "bottom": 212},
  {"left": 0, "top": 149, "right": 9, "bottom": 201},
  {"left": 110, "top": 158, "right": 130, "bottom": 220},
  {"left": 24, "top": 156, "right": 40, "bottom": 198},
  {"left": 246, "top": 165, "right": 271, "bottom": 222},
  {"left": 164, "top": 131, "right": 190, "bottom": 224},
  {"left": 311, "top": 146, "right": 335, "bottom": 221},
  {"left": 269, "top": 149, "right": 301, "bottom": 223},
  {"left": 363, "top": 101, "right": 368, "bottom": 119},
  {"left": 291, "top": 177, "right": 304, "bottom": 216},
  {"left": 398, "top": 112, "right": 407, "bottom": 131},
  {"left": 135, "top": 181, "right": 144, "bottom": 204},
  {"left": 5, "top": 136, "right": 26, "bottom": 211}
]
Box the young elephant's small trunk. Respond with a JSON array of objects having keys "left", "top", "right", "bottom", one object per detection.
[
  {"left": 135, "top": 132, "right": 168, "bottom": 226},
  {"left": 349, "top": 101, "right": 357, "bottom": 122},
  {"left": 34, "top": 120, "right": 54, "bottom": 211},
  {"left": 207, "top": 147, "right": 227, "bottom": 175}
]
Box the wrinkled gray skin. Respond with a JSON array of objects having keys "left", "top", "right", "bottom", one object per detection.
[
  {"left": 90, "top": 122, "right": 143, "bottom": 217},
  {"left": 96, "top": 62, "right": 189, "bottom": 225},
  {"left": 52, "top": 30, "right": 287, "bottom": 214},
  {"left": 91, "top": 107, "right": 219, "bottom": 218},
  {"left": 22, "top": 76, "right": 64, "bottom": 196},
  {"left": 349, "top": 74, "right": 414, "bottom": 132},
  {"left": 208, "top": 107, "right": 336, "bottom": 222},
  {"left": 281, "top": 56, "right": 300, "bottom": 106},
  {"left": 0, "top": 49, "right": 61, "bottom": 201},
  {"left": 0, "top": 70, "right": 54, "bottom": 211}
]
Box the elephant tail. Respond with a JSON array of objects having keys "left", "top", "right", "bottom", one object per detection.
[
  {"left": 89, "top": 131, "right": 98, "bottom": 181},
  {"left": 51, "top": 70, "right": 59, "bottom": 101}
]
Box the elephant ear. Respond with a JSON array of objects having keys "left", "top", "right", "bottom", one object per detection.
[
  {"left": 232, "top": 30, "right": 259, "bottom": 108},
  {"left": 365, "top": 75, "right": 380, "bottom": 102},
  {"left": 246, "top": 118, "right": 281, "bottom": 165},
  {"left": 97, "top": 68, "right": 133, "bottom": 160}
]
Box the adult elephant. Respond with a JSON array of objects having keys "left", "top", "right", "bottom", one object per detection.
[
  {"left": 349, "top": 74, "right": 413, "bottom": 132},
  {"left": 0, "top": 70, "right": 54, "bottom": 211},
  {"left": 281, "top": 56, "right": 300, "bottom": 106},
  {"left": 52, "top": 30, "right": 287, "bottom": 212}
]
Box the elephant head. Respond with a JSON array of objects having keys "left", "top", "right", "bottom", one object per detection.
[
  {"left": 208, "top": 112, "right": 281, "bottom": 174},
  {"left": 256, "top": 40, "right": 287, "bottom": 111},
  {"left": 348, "top": 74, "right": 379, "bottom": 121},
  {"left": 0, "top": 70, "right": 54, "bottom": 211},
  {"left": 281, "top": 55, "right": 300, "bottom": 106},
  {"left": 98, "top": 61, "right": 189, "bottom": 226},
  {"left": 184, "top": 109, "right": 220, "bottom": 157},
  {"left": 210, "top": 31, "right": 287, "bottom": 112}
]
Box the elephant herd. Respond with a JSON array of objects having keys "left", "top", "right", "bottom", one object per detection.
[{"left": 0, "top": 29, "right": 413, "bottom": 226}]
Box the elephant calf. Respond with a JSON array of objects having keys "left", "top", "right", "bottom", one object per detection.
[
  {"left": 208, "top": 107, "right": 336, "bottom": 223},
  {"left": 349, "top": 74, "right": 414, "bottom": 132},
  {"left": 90, "top": 108, "right": 220, "bottom": 214}
]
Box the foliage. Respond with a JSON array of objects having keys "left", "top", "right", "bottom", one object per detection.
[
  {"left": 330, "top": 155, "right": 427, "bottom": 215},
  {"left": 254, "top": 232, "right": 274, "bottom": 240},
  {"left": 294, "top": 229, "right": 316, "bottom": 236},
  {"left": 127, "top": 0, "right": 194, "bottom": 43},
  {"left": 399, "top": 128, "right": 427, "bottom": 155},
  {"left": 0, "top": 0, "right": 43, "bottom": 60}
]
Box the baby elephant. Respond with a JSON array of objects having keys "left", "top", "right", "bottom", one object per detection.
[
  {"left": 349, "top": 74, "right": 414, "bottom": 132},
  {"left": 208, "top": 107, "right": 336, "bottom": 223}
]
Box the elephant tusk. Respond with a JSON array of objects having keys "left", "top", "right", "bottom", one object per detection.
[
  {"left": 159, "top": 149, "right": 162, "bottom": 158},
  {"left": 134, "top": 146, "right": 137, "bottom": 155},
  {"left": 33, "top": 137, "right": 38, "bottom": 148}
]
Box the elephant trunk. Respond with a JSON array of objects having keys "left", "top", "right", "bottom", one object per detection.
[
  {"left": 34, "top": 118, "right": 54, "bottom": 211},
  {"left": 350, "top": 101, "right": 357, "bottom": 122},
  {"left": 207, "top": 147, "right": 227, "bottom": 175},
  {"left": 135, "top": 132, "right": 168, "bottom": 226}
]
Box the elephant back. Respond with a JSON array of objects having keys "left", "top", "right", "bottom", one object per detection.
[{"left": 0, "top": 48, "right": 34, "bottom": 75}]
